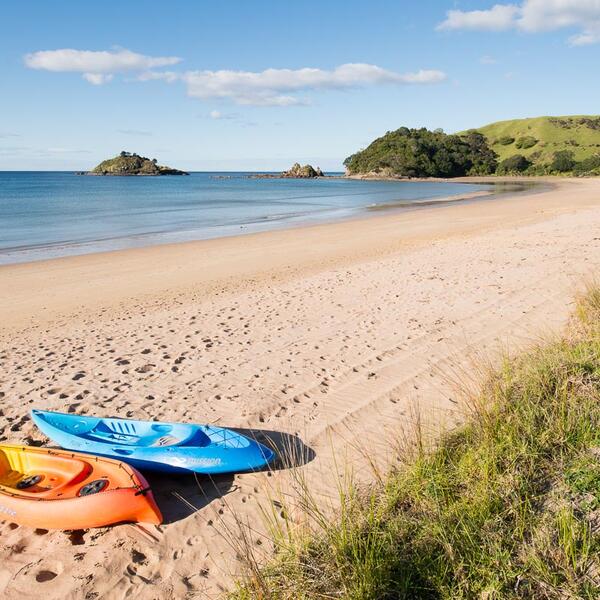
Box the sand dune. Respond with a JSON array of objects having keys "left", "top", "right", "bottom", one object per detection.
[{"left": 1, "top": 178, "right": 600, "bottom": 599}]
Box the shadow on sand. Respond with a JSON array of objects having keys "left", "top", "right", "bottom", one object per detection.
[
  {"left": 233, "top": 427, "right": 316, "bottom": 471},
  {"left": 145, "top": 430, "right": 315, "bottom": 524},
  {"left": 145, "top": 470, "right": 236, "bottom": 524}
]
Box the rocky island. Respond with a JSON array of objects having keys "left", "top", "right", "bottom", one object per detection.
[
  {"left": 250, "top": 163, "right": 325, "bottom": 179},
  {"left": 79, "top": 151, "right": 189, "bottom": 176}
]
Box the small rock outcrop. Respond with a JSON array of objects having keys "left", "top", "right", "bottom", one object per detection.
[
  {"left": 281, "top": 163, "right": 324, "bottom": 178},
  {"left": 82, "top": 152, "right": 189, "bottom": 176},
  {"left": 250, "top": 163, "right": 325, "bottom": 179}
]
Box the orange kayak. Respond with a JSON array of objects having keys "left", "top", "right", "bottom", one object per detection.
[{"left": 0, "top": 445, "right": 162, "bottom": 529}]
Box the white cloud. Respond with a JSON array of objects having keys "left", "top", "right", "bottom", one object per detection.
[
  {"left": 24, "top": 48, "right": 181, "bottom": 84},
  {"left": 25, "top": 50, "right": 446, "bottom": 105},
  {"left": 145, "top": 63, "right": 446, "bottom": 106},
  {"left": 83, "top": 73, "right": 114, "bottom": 85},
  {"left": 438, "top": 0, "right": 600, "bottom": 44},
  {"left": 518, "top": 0, "right": 600, "bottom": 31},
  {"left": 438, "top": 4, "right": 519, "bottom": 31},
  {"left": 569, "top": 29, "right": 600, "bottom": 43}
]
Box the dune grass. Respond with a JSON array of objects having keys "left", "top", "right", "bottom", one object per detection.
[{"left": 233, "top": 285, "right": 600, "bottom": 599}]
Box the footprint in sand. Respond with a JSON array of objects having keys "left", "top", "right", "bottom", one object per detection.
[
  {"left": 131, "top": 550, "right": 147, "bottom": 565},
  {"left": 186, "top": 535, "right": 203, "bottom": 546},
  {"left": 68, "top": 530, "right": 86, "bottom": 545}
]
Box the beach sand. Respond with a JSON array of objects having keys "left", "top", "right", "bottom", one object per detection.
[{"left": 1, "top": 177, "right": 600, "bottom": 599}]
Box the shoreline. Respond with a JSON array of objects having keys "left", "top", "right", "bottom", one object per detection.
[
  {"left": 2, "top": 177, "right": 600, "bottom": 598},
  {"left": 0, "top": 177, "right": 587, "bottom": 333},
  {"left": 0, "top": 179, "right": 500, "bottom": 267}
]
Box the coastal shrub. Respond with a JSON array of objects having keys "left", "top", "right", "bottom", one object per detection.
[
  {"left": 551, "top": 150, "right": 576, "bottom": 173},
  {"left": 579, "top": 117, "right": 600, "bottom": 131},
  {"left": 343, "top": 127, "right": 497, "bottom": 178},
  {"left": 497, "top": 154, "right": 531, "bottom": 174},
  {"left": 234, "top": 284, "right": 600, "bottom": 599},
  {"left": 573, "top": 155, "right": 600, "bottom": 175},
  {"left": 515, "top": 135, "right": 538, "bottom": 149},
  {"left": 524, "top": 162, "right": 550, "bottom": 176},
  {"left": 496, "top": 135, "right": 515, "bottom": 145}
]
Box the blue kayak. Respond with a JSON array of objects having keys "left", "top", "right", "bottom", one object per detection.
[{"left": 31, "top": 410, "right": 275, "bottom": 474}]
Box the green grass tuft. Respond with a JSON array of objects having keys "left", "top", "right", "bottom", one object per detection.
[{"left": 233, "top": 285, "right": 600, "bottom": 599}]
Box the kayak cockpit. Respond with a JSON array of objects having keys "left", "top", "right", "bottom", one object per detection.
[{"left": 0, "top": 447, "right": 91, "bottom": 497}]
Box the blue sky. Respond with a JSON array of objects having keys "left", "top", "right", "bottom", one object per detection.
[{"left": 1, "top": 0, "right": 599, "bottom": 171}]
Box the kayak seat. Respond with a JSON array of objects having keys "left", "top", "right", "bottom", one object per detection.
[
  {"left": 83, "top": 421, "right": 205, "bottom": 448},
  {"left": 149, "top": 435, "right": 181, "bottom": 447},
  {"left": 148, "top": 427, "right": 211, "bottom": 447}
]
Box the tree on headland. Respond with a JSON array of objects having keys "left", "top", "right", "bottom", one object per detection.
[
  {"left": 344, "top": 127, "right": 497, "bottom": 178},
  {"left": 573, "top": 154, "right": 600, "bottom": 175},
  {"left": 551, "top": 150, "right": 575, "bottom": 173},
  {"left": 497, "top": 154, "right": 531, "bottom": 174},
  {"left": 461, "top": 131, "right": 498, "bottom": 175}
]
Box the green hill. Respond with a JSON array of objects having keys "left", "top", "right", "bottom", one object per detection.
[
  {"left": 463, "top": 115, "right": 600, "bottom": 172},
  {"left": 344, "top": 116, "right": 600, "bottom": 178}
]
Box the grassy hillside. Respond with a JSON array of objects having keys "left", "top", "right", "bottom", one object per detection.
[
  {"left": 235, "top": 284, "right": 600, "bottom": 599},
  {"left": 464, "top": 115, "right": 600, "bottom": 165}
]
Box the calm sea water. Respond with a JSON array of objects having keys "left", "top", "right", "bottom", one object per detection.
[{"left": 0, "top": 172, "right": 494, "bottom": 264}]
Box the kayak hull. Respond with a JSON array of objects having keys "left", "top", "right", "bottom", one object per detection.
[
  {"left": 0, "top": 445, "right": 162, "bottom": 530},
  {"left": 31, "top": 410, "right": 275, "bottom": 474}
]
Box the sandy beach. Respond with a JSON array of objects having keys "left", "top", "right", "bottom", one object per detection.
[{"left": 1, "top": 177, "right": 600, "bottom": 599}]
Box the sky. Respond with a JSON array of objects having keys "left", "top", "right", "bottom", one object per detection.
[{"left": 1, "top": 0, "right": 599, "bottom": 171}]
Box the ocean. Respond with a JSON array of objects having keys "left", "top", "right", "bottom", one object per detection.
[{"left": 0, "top": 172, "right": 495, "bottom": 264}]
